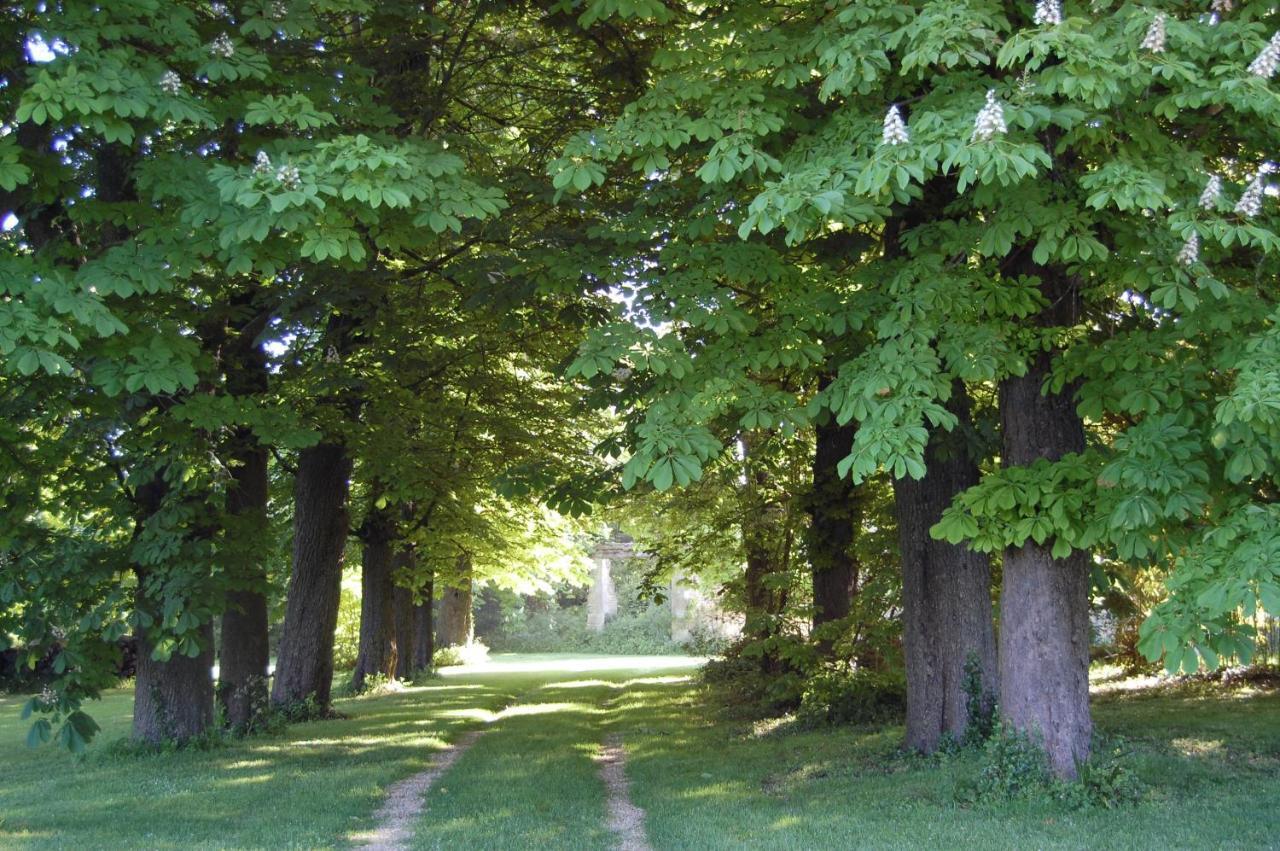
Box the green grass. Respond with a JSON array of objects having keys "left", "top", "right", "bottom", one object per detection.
[{"left": 0, "top": 655, "right": 1277, "bottom": 849}]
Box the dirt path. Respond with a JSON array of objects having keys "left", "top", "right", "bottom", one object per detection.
[
  {"left": 352, "top": 729, "right": 485, "bottom": 850},
  {"left": 597, "top": 732, "right": 653, "bottom": 851}
]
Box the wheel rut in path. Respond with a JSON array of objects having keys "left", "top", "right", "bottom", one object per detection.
[
  {"left": 351, "top": 728, "right": 484, "bottom": 850},
  {"left": 596, "top": 731, "right": 653, "bottom": 851}
]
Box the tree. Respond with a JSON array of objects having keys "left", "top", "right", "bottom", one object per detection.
[{"left": 555, "top": 1, "right": 1280, "bottom": 776}]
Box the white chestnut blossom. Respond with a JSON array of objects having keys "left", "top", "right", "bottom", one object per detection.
[
  {"left": 971, "top": 90, "right": 1007, "bottom": 142},
  {"left": 210, "top": 2, "right": 228, "bottom": 15},
  {"left": 1034, "top": 0, "right": 1062, "bottom": 26},
  {"left": 270, "top": 1, "right": 289, "bottom": 17},
  {"left": 209, "top": 33, "right": 236, "bottom": 58},
  {"left": 1198, "top": 174, "right": 1222, "bottom": 210},
  {"left": 1140, "top": 14, "right": 1167, "bottom": 53},
  {"left": 1248, "top": 32, "right": 1280, "bottom": 79},
  {"left": 882, "top": 105, "right": 910, "bottom": 146},
  {"left": 1210, "top": 0, "right": 1232, "bottom": 15},
  {"left": 275, "top": 163, "right": 301, "bottom": 189},
  {"left": 252, "top": 151, "right": 272, "bottom": 176},
  {"left": 1176, "top": 231, "right": 1200, "bottom": 266},
  {"left": 158, "top": 70, "right": 183, "bottom": 96},
  {"left": 1234, "top": 171, "right": 1266, "bottom": 217}
]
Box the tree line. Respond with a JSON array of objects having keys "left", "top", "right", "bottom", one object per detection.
[{"left": 1, "top": 1, "right": 1277, "bottom": 780}]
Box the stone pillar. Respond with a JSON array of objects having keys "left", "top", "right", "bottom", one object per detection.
[
  {"left": 670, "top": 572, "right": 694, "bottom": 644},
  {"left": 587, "top": 558, "right": 616, "bottom": 632}
]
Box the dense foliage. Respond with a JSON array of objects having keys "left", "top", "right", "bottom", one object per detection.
[{"left": 0, "top": 0, "right": 1276, "bottom": 784}]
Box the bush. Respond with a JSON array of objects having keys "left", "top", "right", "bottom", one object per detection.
[
  {"left": 1058, "top": 744, "right": 1145, "bottom": 809},
  {"left": 956, "top": 724, "right": 1145, "bottom": 809},
  {"left": 965, "top": 723, "right": 1051, "bottom": 801},
  {"left": 432, "top": 641, "right": 489, "bottom": 667},
  {"left": 489, "top": 602, "right": 690, "bottom": 656},
  {"left": 796, "top": 664, "right": 907, "bottom": 728},
  {"left": 699, "top": 642, "right": 805, "bottom": 716}
]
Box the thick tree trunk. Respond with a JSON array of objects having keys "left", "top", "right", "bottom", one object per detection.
[
  {"left": 214, "top": 302, "right": 272, "bottom": 730},
  {"left": 412, "top": 570, "right": 435, "bottom": 671},
  {"left": 131, "top": 478, "right": 216, "bottom": 743},
  {"left": 271, "top": 443, "right": 352, "bottom": 711},
  {"left": 393, "top": 581, "right": 414, "bottom": 680},
  {"left": 807, "top": 415, "right": 860, "bottom": 656},
  {"left": 437, "top": 555, "right": 473, "bottom": 648},
  {"left": 352, "top": 508, "right": 396, "bottom": 692},
  {"left": 133, "top": 619, "right": 216, "bottom": 744},
  {"left": 218, "top": 436, "right": 271, "bottom": 729},
  {"left": 999, "top": 350, "right": 1091, "bottom": 778},
  {"left": 894, "top": 387, "right": 997, "bottom": 753}
]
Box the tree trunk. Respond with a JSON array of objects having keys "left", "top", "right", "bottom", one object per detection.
[
  {"left": 999, "top": 351, "right": 1091, "bottom": 778},
  {"left": 393, "top": 581, "right": 414, "bottom": 680},
  {"left": 131, "top": 477, "right": 216, "bottom": 743},
  {"left": 212, "top": 295, "right": 273, "bottom": 731},
  {"left": 412, "top": 570, "right": 435, "bottom": 671},
  {"left": 133, "top": 619, "right": 216, "bottom": 744},
  {"left": 437, "top": 555, "right": 473, "bottom": 648},
  {"left": 218, "top": 435, "right": 271, "bottom": 730},
  {"left": 807, "top": 414, "right": 860, "bottom": 657},
  {"left": 352, "top": 507, "right": 395, "bottom": 692},
  {"left": 271, "top": 443, "right": 352, "bottom": 711},
  {"left": 739, "top": 433, "right": 790, "bottom": 675},
  {"left": 894, "top": 386, "right": 997, "bottom": 753}
]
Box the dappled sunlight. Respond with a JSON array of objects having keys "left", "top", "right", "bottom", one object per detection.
[
  {"left": 437, "top": 707, "right": 500, "bottom": 723},
  {"left": 496, "top": 701, "right": 589, "bottom": 720},
  {"left": 1171, "top": 737, "right": 1226, "bottom": 757},
  {"left": 440, "top": 653, "right": 704, "bottom": 677},
  {"left": 218, "top": 772, "right": 276, "bottom": 787},
  {"left": 539, "top": 678, "right": 614, "bottom": 690},
  {"left": 225, "top": 758, "right": 273, "bottom": 771}
]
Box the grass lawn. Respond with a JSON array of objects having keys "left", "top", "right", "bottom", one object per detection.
[{"left": 0, "top": 654, "right": 1277, "bottom": 849}]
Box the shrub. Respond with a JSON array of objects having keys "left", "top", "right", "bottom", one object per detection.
[
  {"left": 1057, "top": 744, "right": 1145, "bottom": 809},
  {"left": 432, "top": 641, "right": 489, "bottom": 667},
  {"left": 699, "top": 642, "right": 805, "bottom": 716},
  {"left": 956, "top": 724, "right": 1145, "bottom": 809},
  {"left": 965, "top": 723, "right": 1051, "bottom": 801},
  {"left": 489, "top": 602, "right": 691, "bottom": 656},
  {"left": 961, "top": 652, "right": 996, "bottom": 747},
  {"left": 796, "top": 664, "right": 907, "bottom": 728}
]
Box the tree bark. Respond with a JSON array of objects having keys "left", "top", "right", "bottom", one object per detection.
[
  {"left": 218, "top": 435, "right": 271, "bottom": 729},
  {"left": 271, "top": 443, "right": 352, "bottom": 711},
  {"left": 437, "top": 554, "right": 473, "bottom": 648},
  {"left": 999, "top": 353, "right": 1091, "bottom": 778},
  {"left": 807, "top": 414, "right": 860, "bottom": 657},
  {"left": 352, "top": 507, "right": 396, "bottom": 692},
  {"left": 131, "top": 478, "right": 215, "bottom": 744},
  {"left": 893, "top": 386, "right": 998, "bottom": 753},
  {"left": 393, "top": 580, "right": 414, "bottom": 679},
  {"left": 996, "top": 260, "right": 1091, "bottom": 778},
  {"left": 412, "top": 569, "right": 435, "bottom": 671},
  {"left": 216, "top": 308, "right": 272, "bottom": 730},
  {"left": 133, "top": 619, "right": 216, "bottom": 744},
  {"left": 739, "top": 433, "right": 790, "bottom": 675}
]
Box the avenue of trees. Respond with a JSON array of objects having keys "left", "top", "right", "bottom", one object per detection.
[{"left": 1, "top": 0, "right": 1278, "bottom": 780}]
